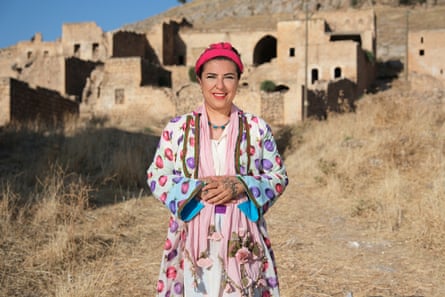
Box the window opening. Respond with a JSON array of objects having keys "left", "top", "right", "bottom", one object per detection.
[
  {"left": 311, "top": 68, "right": 319, "bottom": 84},
  {"left": 334, "top": 67, "right": 342, "bottom": 79},
  {"left": 92, "top": 43, "right": 99, "bottom": 58},
  {"left": 74, "top": 44, "right": 80, "bottom": 57},
  {"left": 115, "top": 88, "right": 125, "bottom": 104},
  {"left": 419, "top": 49, "right": 425, "bottom": 56},
  {"left": 289, "top": 48, "right": 295, "bottom": 57}
]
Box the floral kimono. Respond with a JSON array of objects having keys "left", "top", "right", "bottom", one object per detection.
[{"left": 147, "top": 106, "right": 288, "bottom": 297}]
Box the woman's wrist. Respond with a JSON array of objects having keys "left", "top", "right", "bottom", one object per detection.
[
  {"left": 229, "top": 176, "right": 243, "bottom": 199},
  {"left": 230, "top": 180, "right": 238, "bottom": 198}
]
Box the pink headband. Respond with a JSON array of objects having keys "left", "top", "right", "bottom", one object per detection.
[{"left": 195, "top": 42, "right": 244, "bottom": 75}]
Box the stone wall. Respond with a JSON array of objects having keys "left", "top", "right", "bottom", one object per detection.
[
  {"left": 91, "top": 86, "right": 176, "bottom": 130},
  {"left": 65, "top": 57, "right": 102, "bottom": 100},
  {"left": 180, "top": 29, "right": 276, "bottom": 67},
  {"left": 357, "top": 46, "right": 376, "bottom": 93},
  {"left": 0, "top": 36, "right": 65, "bottom": 94},
  {"left": 141, "top": 60, "right": 172, "bottom": 87},
  {"left": 163, "top": 20, "right": 190, "bottom": 66},
  {"left": 0, "top": 78, "right": 11, "bottom": 126},
  {"left": 61, "top": 22, "right": 108, "bottom": 61},
  {"left": 408, "top": 29, "right": 445, "bottom": 81},
  {"left": 327, "top": 78, "right": 357, "bottom": 113},
  {"left": 112, "top": 31, "right": 148, "bottom": 58},
  {"left": 8, "top": 78, "right": 78, "bottom": 125},
  {"left": 306, "top": 78, "right": 358, "bottom": 119},
  {"left": 0, "top": 48, "right": 18, "bottom": 79},
  {"left": 315, "top": 9, "right": 376, "bottom": 53},
  {"left": 261, "top": 92, "right": 285, "bottom": 125}
]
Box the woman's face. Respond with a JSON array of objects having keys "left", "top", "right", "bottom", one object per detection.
[{"left": 198, "top": 59, "right": 239, "bottom": 114}]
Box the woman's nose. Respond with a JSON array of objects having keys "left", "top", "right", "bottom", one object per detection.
[{"left": 215, "top": 77, "right": 224, "bottom": 89}]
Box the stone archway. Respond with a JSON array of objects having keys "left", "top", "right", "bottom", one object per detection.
[{"left": 253, "top": 35, "right": 277, "bottom": 66}]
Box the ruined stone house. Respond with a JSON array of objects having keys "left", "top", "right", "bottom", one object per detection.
[
  {"left": 408, "top": 28, "right": 445, "bottom": 81},
  {"left": 156, "top": 8, "right": 376, "bottom": 123},
  {"left": 0, "top": 8, "right": 378, "bottom": 127}
]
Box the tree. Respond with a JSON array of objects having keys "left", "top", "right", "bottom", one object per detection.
[{"left": 177, "top": 0, "right": 187, "bottom": 4}]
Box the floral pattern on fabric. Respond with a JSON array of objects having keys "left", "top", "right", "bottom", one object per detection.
[{"left": 147, "top": 110, "right": 288, "bottom": 297}]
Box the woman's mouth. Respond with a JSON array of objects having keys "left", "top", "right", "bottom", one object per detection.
[{"left": 212, "top": 92, "right": 227, "bottom": 100}]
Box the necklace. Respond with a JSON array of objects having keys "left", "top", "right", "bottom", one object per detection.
[{"left": 208, "top": 119, "right": 230, "bottom": 129}]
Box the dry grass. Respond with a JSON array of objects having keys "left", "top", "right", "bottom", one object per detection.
[
  {"left": 1, "top": 76, "right": 445, "bottom": 297},
  {"left": 284, "top": 79, "right": 445, "bottom": 245},
  {"left": 275, "top": 77, "right": 445, "bottom": 296}
]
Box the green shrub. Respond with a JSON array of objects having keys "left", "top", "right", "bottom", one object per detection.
[
  {"left": 188, "top": 67, "right": 198, "bottom": 83},
  {"left": 365, "top": 50, "right": 375, "bottom": 64},
  {"left": 260, "top": 80, "right": 276, "bottom": 92}
]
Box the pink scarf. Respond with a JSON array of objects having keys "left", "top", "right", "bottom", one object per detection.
[{"left": 185, "top": 104, "right": 263, "bottom": 292}]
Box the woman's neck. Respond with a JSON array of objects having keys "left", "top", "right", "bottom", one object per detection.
[
  {"left": 205, "top": 105, "right": 232, "bottom": 140},
  {"left": 205, "top": 106, "right": 231, "bottom": 125}
]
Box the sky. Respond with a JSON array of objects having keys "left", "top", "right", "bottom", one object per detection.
[{"left": 0, "top": 0, "right": 182, "bottom": 49}]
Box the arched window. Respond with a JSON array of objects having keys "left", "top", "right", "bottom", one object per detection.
[
  {"left": 334, "top": 67, "right": 342, "bottom": 79},
  {"left": 253, "top": 35, "right": 277, "bottom": 66},
  {"left": 311, "top": 68, "right": 319, "bottom": 84}
]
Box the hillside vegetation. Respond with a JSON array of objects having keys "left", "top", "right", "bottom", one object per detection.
[{"left": 1, "top": 75, "right": 444, "bottom": 296}]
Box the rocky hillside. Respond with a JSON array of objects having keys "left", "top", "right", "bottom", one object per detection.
[
  {"left": 123, "top": 0, "right": 445, "bottom": 62},
  {"left": 123, "top": 0, "right": 406, "bottom": 30}
]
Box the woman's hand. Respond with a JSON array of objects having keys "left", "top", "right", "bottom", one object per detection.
[{"left": 199, "top": 176, "right": 243, "bottom": 205}]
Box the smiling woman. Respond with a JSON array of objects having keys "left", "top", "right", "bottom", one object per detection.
[{"left": 147, "top": 42, "right": 289, "bottom": 297}]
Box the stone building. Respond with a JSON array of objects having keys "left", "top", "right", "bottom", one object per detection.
[
  {"left": 0, "top": 23, "right": 107, "bottom": 99},
  {"left": 408, "top": 28, "right": 445, "bottom": 81},
  {"left": 0, "top": 22, "right": 174, "bottom": 126},
  {"left": 276, "top": 9, "right": 376, "bottom": 121},
  {"left": 0, "top": 8, "right": 378, "bottom": 127},
  {"left": 156, "top": 9, "right": 376, "bottom": 124}
]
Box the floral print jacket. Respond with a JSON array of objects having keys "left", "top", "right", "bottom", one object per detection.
[{"left": 147, "top": 109, "right": 288, "bottom": 296}]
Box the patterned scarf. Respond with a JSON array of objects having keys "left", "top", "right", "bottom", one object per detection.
[{"left": 185, "top": 104, "right": 264, "bottom": 294}]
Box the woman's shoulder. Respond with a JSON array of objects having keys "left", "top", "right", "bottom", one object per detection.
[
  {"left": 164, "top": 112, "right": 195, "bottom": 128},
  {"left": 239, "top": 111, "right": 271, "bottom": 130}
]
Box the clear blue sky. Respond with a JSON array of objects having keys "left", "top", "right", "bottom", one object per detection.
[{"left": 0, "top": 0, "right": 182, "bottom": 49}]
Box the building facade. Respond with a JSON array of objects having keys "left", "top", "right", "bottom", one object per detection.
[
  {"left": 0, "top": 9, "right": 378, "bottom": 126},
  {"left": 408, "top": 29, "right": 445, "bottom": 81}
]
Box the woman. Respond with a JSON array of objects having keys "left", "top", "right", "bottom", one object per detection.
[{"left": 147, "top": 42, "right": 288, "bottom": 297}]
